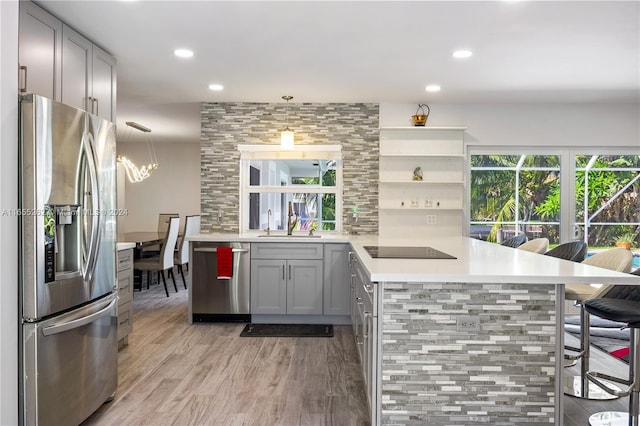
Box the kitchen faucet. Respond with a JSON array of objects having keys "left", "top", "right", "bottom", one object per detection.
[
  {"left": 266, "top": 209, "right": 272, "bottom": 235},
  {"left": 287, "top": 201, "right": 298, "bottom": 235}
]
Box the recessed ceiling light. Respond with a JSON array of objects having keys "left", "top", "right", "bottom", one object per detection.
[
  {"left": 174, "top": 49, "right": 194, "bottom": 58},
  {"left": 208, "top": 84, "right": 224, "bottom": 91},
  {"left": 452, "top": 50, "right": 473, "bottom": 59},
  {"left": 425, "top": 85, "right": 441, "bottom": 93}
]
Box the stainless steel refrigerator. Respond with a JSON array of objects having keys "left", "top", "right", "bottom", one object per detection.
[{"left": 19, "top": 94, "right": 118, "bottom": 426}]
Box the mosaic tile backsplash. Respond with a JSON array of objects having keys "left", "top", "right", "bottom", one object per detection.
[
  {"left": 200, "top": 102, "right": 379, "bottom": 234},
  {"left": 381, "top": 282, "right": 557, "bottom": 425}
]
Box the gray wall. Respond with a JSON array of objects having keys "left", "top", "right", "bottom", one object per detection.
[{"left": 200, "top": 102, "right": 379, "bottom": 234}]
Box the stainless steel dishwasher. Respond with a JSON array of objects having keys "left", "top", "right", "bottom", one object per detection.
[{"left": 190, "top": 241, "right": 251, "bottom": 322}]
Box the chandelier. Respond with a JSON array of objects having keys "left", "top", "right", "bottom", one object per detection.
[{"left": 117, "top": 121, "right": 158, "bottom": 183}]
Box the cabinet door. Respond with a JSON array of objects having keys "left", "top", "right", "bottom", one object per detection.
[
  {"left": 286, "top": 260, "right": 323, "bottom": 315},
  {"left": 61, "top": 24, "right": 92, "bottom": 112},
  {"left": 251, "top": 260, "right": 286, "bottom": 314},
  {"left": 92, "top": 45, "right": 116, "bottom": 122},
  {"left": 18, "top": 1, "right": 62, "bottom": 100},
  {"left": 323, "top": 244, "right": 351, "bottom": 316}
]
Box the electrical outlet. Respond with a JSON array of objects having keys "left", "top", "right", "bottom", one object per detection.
[
  {"left": 426, "top": 215, "right": 437, "bottom": 225},
  {"left": 457, "top": 316, "right": 481, "bottom": 332}
]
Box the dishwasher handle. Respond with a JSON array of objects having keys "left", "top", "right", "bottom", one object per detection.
[{"left": 194, "top": 247, "right": 249, "bottom": 253}]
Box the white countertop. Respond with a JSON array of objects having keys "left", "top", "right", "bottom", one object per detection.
[
  {"left": 188, "top": 232, "right": 350, "bottom": 243},
  {"left": 117, "top": 242, "right": 136, "bottom": 251},
  {"left": 188, "top": 233, "right": 640, "bottom": 285}
]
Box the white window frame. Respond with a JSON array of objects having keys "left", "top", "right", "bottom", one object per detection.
[
  {"left": 468, "top": 146, "right": 639, "bottom": 243},
  {"left": 238, "top": 144, "right": 343, "bottom": 235}
]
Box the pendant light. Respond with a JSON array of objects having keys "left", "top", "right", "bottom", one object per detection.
[{"left": 281, "top": 95, "right": 294, "bottom": 150}]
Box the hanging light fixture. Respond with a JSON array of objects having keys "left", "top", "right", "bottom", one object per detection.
[
  {"left": 281, "top": 95, "right": 294, "bottom": 150},
  {"left": 117, "top": 121, "right": 159, "bottom": 183}
]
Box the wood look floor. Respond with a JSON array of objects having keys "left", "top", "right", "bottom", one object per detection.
[
  {"left": 82, "top": 273, "right": 370, "bottom": 426},
  {"left": 563, "top": 332, "right": 631, "bottom": 426},
  {"left": 83, "top": 271, "right": 633, "bottom": 425}
]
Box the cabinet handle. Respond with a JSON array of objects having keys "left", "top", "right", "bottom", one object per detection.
[
  {"left": 364, "top": 314, "right": 370, "bottom": 338},
  {"left": 282, "top": 264, "right": 285, "bottom": 280},
  {"left": 93, "top": 97, "right": 99, "bottom": 115},
  {"left": 288, "top": 264, "right": 292, "bottom": 280},
  {"left": 348, "top": 251, "right": 354, "bottom": 266},
  {"left": 19, "top": 66, "right": 27, "bottom": 93}
]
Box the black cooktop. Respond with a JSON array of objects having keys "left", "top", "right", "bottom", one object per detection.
[{"left": 364, "top": 246, "right": 457, "bottom": 259}]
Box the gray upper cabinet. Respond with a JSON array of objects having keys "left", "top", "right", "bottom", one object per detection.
[
  {"left": 323, "top": 244, "right": 351, "bottom": 316},
  {"left": 62, "top": 25, "right": 117, "bottom": 122},
  {"left": 18, "top": 1, "right": 62, "bottom": 100},
  {"left": 19, "top": 2, "right": 116, "bottom": 122},
  {"left": 91, "top": 45, "right": 117, "bottom": 122},
  {"left": 61, "top": 25, "right": 91, "bottom": 112}
]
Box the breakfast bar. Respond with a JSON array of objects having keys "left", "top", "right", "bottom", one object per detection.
[
  {"left": 347, "top": 236, "right": 640, "bottom": 425},
  {"left": 188, "top": 233, "right": 640, "bottom": 425}
]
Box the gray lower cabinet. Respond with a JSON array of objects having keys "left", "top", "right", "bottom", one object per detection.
[
  {"left": 350, "top": 252, "right": 378, "bottom": 424},
  {"left": 324, "top": 243, "right": 351, "bottom": 316},
  {"left": 251, "top": 260, "right": 286, "bottom": 314},
  {"left": 117, "top": 248, "right": 134, "bottom": 349},
  {"left": 251, "top": 243, "right": 324, "bottom": 315},
  {"left": 251, "top": 259, "right": 323, "bottom": 315}
]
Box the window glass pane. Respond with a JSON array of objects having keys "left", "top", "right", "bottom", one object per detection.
[
  {"left": 471, "top": 155, "right": 521, "bottom": 167},
  {"left": 574, "top": 154, "right": 640, "bottom": 247},
  {"left": 470, "top": 169, "right": 515, "bottom": 222},
  {"left": 248, "top": 192, "right": 336, "bottom": 231},
  {"left": 248, "top": 160, "right": 337, "bottom": 187},
  {"left": 470, "top": 154, "right": 561, "bottom": 244}
]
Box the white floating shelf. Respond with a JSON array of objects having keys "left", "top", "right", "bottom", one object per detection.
[{"left": 380, "top": 126, "right": 467, "bottom": 131}]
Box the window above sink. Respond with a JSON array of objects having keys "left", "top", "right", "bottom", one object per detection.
[{"left": 238, "top": 145, "right": 343, "bottom": 235}]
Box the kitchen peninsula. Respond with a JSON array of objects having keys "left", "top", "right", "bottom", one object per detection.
[{"left": 187, "top": 233, "right": 640, "bottom": 425}]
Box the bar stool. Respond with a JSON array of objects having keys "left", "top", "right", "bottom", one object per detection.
[
  {"left": 584, "top": 293, "right": 640, "bottom": 426},
  {"left": 564, "top": 248, "right": 633, "bottom": 399}
]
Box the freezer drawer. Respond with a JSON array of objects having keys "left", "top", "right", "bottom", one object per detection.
[
  {"left": 21, "top": 294, "right": 118, "bottom": 426},
  {"left": 191, "top": 241, "right": 251, "bottom": 321}
]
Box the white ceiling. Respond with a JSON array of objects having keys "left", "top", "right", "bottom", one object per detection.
[{"left": 37, "top": 0, "right": 640, "bottom": 144}]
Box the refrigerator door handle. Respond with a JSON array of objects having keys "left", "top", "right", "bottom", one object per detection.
[
  {"left": 41, "top": 297, "right": 116, "bottom": 336},
  {"left": 80, "top": 133, "right": 102, "bottom": 282}
]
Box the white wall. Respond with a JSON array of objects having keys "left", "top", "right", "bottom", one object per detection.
[
  {"left": 117, "top": 142, "right": 201, "bottom": 233},
  {"left": 381, "top": 103, "right": 640, "bottom": 148},
  {"left": 0, "top": 1, "right": 19, "bottom": 424}
]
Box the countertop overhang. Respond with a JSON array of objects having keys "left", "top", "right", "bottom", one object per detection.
[{"left": 188, "top": 233, "right": 640, "bottom": 285}]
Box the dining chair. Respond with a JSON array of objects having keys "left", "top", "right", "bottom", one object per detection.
[
  {"left": 544, "top": 240, "right": 588, "bottom": 262},
  {"left": 173, "top": 214, "right": 201, "bottom": 289},
  {"left": 564, "top": 247, "right": 634, "bottom": 399},
  {"left": 500, "top": 234, "right": 528, "bottom": 248},
  {"left": 516, "top": 237, "right": 549, "bottom": 254},
  {"left": 141, "top": 213, "right": 179, "bottom": 255},
  {"left": 134, "top": 217, "right": 180, "bottom": 297}
]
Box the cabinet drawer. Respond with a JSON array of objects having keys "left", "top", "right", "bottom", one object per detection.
[
  {"left": 117, "top": 249, "right": 133, "bottom": 272},
  {"left": 117, "top": 301, "right": 132, "bottom": 341},
  {"left": 117, "top": 268, "right": 133, "bottom": 305},
  {"left": 251, "top": 243, "right": 323, "bottom": 260}
]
